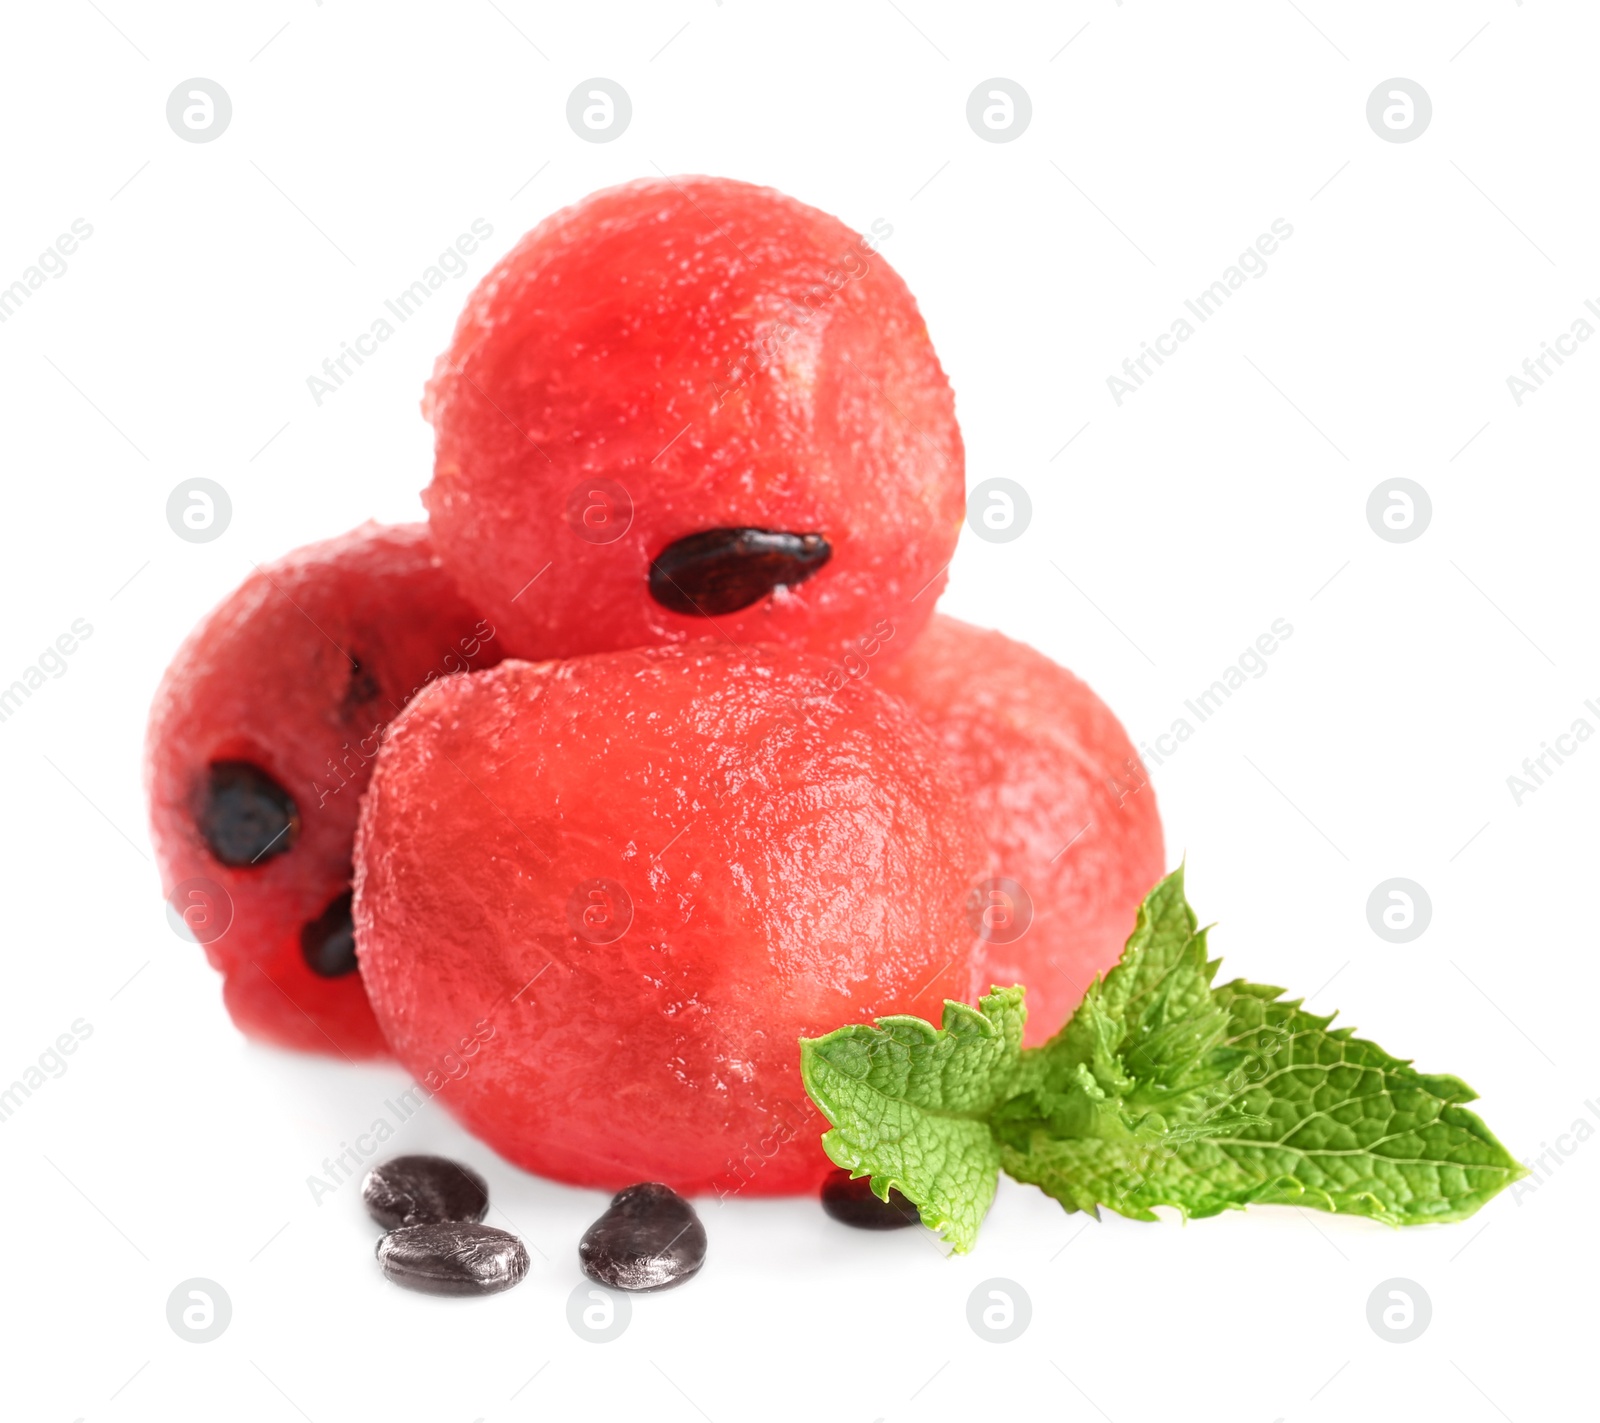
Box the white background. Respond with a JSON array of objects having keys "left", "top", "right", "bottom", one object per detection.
[{"left": 1, "top": 2, "right": 1594, "bottom": 1420}]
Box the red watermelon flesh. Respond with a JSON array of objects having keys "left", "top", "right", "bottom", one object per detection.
[
  {"left": 145, "top": 522, "right": 503, "bottom": 1058},
  {"left": 876, "top": 615, "right": 1165, "bottom": 1047},
  {"left": 354, "top": 642, "right": 985, "bottom": 1195}
]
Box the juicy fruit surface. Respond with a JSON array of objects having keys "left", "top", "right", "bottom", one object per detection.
[
  {"left": 355, "top": 643, "right": 985, "bottom": 1196},
  {"left": 875, "top": 616, "right": 1165, "bottom": 1047},
  {"left": 424, "top": 176, "right": 964, "bottom": 667},
  {"left": 145, "top": 523, "right": 501, "bottom": 1058}
]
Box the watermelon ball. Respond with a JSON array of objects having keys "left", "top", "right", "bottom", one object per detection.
[
  {"left": 145, "top": 523, "right": 503, "bottom": 1058},
  {"left": 422, "top": 175, "right": 964, "bottom": 669},
  {"left": 354, "top": 643, "right": 984, "bottom": 1196},
  {"left": 875, "top": 616, "right": 1165, "bottom": 1047}
]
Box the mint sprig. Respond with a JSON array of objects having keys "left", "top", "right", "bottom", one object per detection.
[{"left": 799, "top": 867, "right": 1525, "bottom": 1252}]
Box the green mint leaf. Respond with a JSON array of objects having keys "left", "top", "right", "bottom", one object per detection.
[
  {"left": 1012, "top": 865, "right": 1240, "bottom": 1119},
  {"left": 992, "top": 866, "right": 1257, "bottom": 1218},
  {"left": 1089, "top": 980, "right": 1525, "bottom": 1224},
  {"left": 797, "top": 868, "right": 1524, "bottom": 1251},
  {"left": 996, "top": 870, "right": 1525, "bottom": 1225},
  {"left": 798, "top": 986, "right": 1025, "bottom": 1252}
]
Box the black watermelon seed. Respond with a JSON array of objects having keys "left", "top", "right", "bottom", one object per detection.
[
  {"left": 301, "top": 890, "right": 358, "bottom": 978},
  {"left": 362, "top": 1154, "right": 490, "bottom": 1229},
  {"left": 342, "top": 656, "right": 381, "bottom": 711},
  {"left": 376, "top": 1222, "right": 528, "bottom": 1296},
  {"left": 200, "top": 761, "right": 300, "bottom": 867},
  {"left": 579, "top": 1182, "right": 706, "bottom": 1292},
  {"left": 648, "top": 527, "right": 831, "bottom": 617},
  {"left": 820, "top": 1169, "right": 921, "bottom": 1230}
]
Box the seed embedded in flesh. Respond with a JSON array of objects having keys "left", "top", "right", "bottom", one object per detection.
[
  {"left": 362, "top": 1154, "right": 490, "bottom": 1229},
  {"left": 199, "top": 761, "right": 300, "bottom": 867},
  {"left": 342, "top": 656, "right": 381, "bottom": 711},
  {"left": 301, "top": 890, "right": 358, "bottom": 977},
  {"left": 820, "top": 1169, "right": 921, "bottom": 1230},
  {"left": 648, "top": 528, "right": 831, "bottom": 617},
  {"left": 578, "top": 1182, "right": 707, "bottom": 1292},
  {"left": 376, "top": 1222, "right": 528, "bottom": 1296}
]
